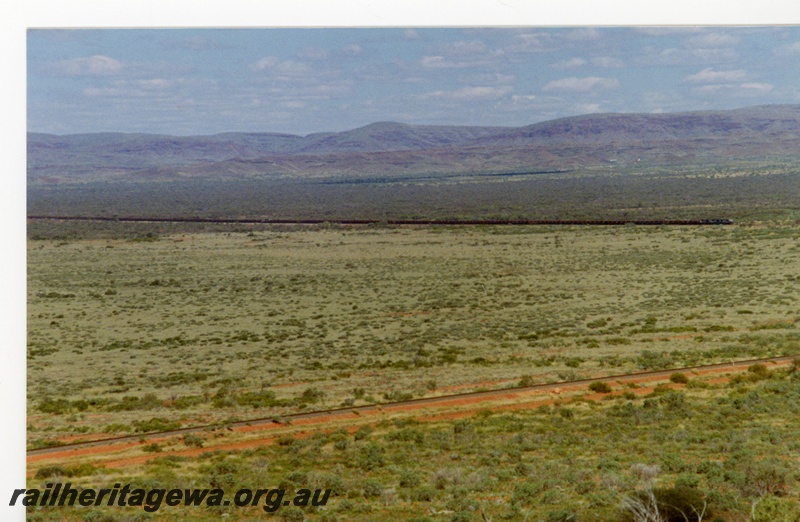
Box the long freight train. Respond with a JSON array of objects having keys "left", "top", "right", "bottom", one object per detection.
[{"left": 28, "top": 216, "right": 734, "bottom": 226}]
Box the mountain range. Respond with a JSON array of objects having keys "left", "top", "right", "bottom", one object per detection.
[{"left": 28, "top": 105, "right": 800, "bottom": 184}]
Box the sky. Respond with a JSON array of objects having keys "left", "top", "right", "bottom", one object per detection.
[{"left": 27, "top": 26, "right": 800, "bottom": 136}]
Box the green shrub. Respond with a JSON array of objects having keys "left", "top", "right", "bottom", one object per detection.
[
  {"left": 182, "top": 433, "right": 205, "bottom": 447},
  {"left": 674, "top": 473, "right": 700, "bottom": 489},
  {"left": 37, "top": 398, "right": 71, "bottom": 414},
  {"left": 234, "top": 390, "right": 277, "bottom": 408},
  {"left": 670, "top": 373, "right": 689, "bottom": 384},
  {"left": 34, "top": 463, "right": 98, "bottom": 479},
  {"left": 637, "top": 350, "right": 675, "bottom": 370},
  {"left": 109, "top": 393, "right": 162, "bottom": 411},
  {"left": 650, "top": 383, "right": 674, "bottom": 395},
  {"left": 625, "top": 487, "right": 710, "bottom": 522},
  {"left": 752, "top": 495, "right": 800, "bottom": 522},
  {"left": 131, "top": 417, "right": 180, "bottom": 432},
  {"left": 547, "top": 510, "right": 578, "bottom": 522},
  {"left": 654, "top": 486, "right": 710, "bottom": 522},
  {"left": 587, "top": 318, "right": 608, "bottom": 329},
  {"left": 363, "top": 480, "right": 383, "bottom": 498},
  {"left": 399, "top": 469, "right": 421, "bottom": 488},
  {"left": 277, "top": 435, "right": 296, "bottom": 446},
  {"left": 356, "top": 443, "right": 386, "bottom": 470},
  {"left": 282, "top": 506, "right": 306, "bottom": 522},
  {"left": 297, "top": 387, "right": 325, "bottom": 405},
  {"left": 34, "top": 465, "right": 68, "bottom": 479},
  {"left": 406, "top": 486, "right": 436, "bottom": 502},
  {"left": 354, "top": 426, "right": 372, "bottom": 441},
  {"left": 660, "top": 391, "right": 688, "bottom": 412},
  {"left": 518, "top": 375, "right": 535, "bottom": 387},
  {"left": 449, "top": 511, "right": 474, "bottom": 522},
  {"left": 589, "top": 381, "right": 612, "bottom": 393}
]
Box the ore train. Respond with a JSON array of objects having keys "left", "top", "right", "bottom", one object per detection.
[{"left": 28, "top": 216, "right": 734, "bottom": 226}]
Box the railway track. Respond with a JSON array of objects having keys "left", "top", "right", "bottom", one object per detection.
[
  {"left": 28, "top": 354, "right": 794, "bottom": 457},
  {"left": 27, "top": 216, "right": 734, "bottom": 226}
]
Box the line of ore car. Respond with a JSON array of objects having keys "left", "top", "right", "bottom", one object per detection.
[{"left": 31, "top": 216, "right": 734, "bottom": 225}]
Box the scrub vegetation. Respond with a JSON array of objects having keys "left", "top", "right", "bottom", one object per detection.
[
  {"left": 26, "top": 364, "right": 800, "bottom": 521},
  {"left": 27, "top": 218, "right": 800, "bottom": 520}
]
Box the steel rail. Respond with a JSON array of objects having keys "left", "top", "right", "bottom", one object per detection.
[{"left": 27, "top": 354, "right": 794, "bottom": 456}]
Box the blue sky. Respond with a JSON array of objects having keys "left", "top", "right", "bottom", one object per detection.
[{"left": 26, "top": 26, "right": 800, "bottom": 136}]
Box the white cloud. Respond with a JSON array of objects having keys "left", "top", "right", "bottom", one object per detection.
[
  {"left": 420, "top": 55, "right": 491, "bottom": 69},
  {"left": 696, "top": 84, "right": 726, "bottom": 94},
  {"left": 775, "top": 41, "right": 800, "bottom": 55},
  {"left": 687, "top": 48, "right": 739, "bottom": 63},
  {"left": 591, "top": 56, "right": 624, "bottom": 68},
  {"left": 565, "top": 28, "right": 601, "bottom": 41},
  {"left": 441, "top": 40, "right": 487, "bottom": 55},
  {"left": 421, "top": 56, "right": 447, "bottom": 68},
  {"left": 80, "top": 77, "right": 205, "bottom": 99},
  {"left": 275, "top": 61, "right": 312, "bottom": 75},
  {"left": 420, "top": 39, "right": 495, "bottom": 69},
  {"left": 298, "top": 47, "right": 330, "bottom": 61},
  {"left": 687, "top": 32, "right": 739, "bottom": 48},
  {"left": 136, "top": 79, "right": 173, "bottom": 90},
  {"left": 691, "top": 82, "right": 775, "bottom": 98},
  {"left": 470, "top": 73, "right": 514, "bottom": 85},
  {"left": 259, "top": 79, "right": 354, "bottom": 101},
  {"left": 551, "top": 58, "right": 586, "bottom": 70},
  {"left": 342, "top": 44, "right": 363, "bottom": 56},
  {"left": 251, "top": 56, "right": 279, "bottom": 71},
  {"left": 685, "top": 68, "right": 746, "bottom": 83},
  {"left": 82, "top": 87, "right": 122, "bottom": 97},
  {"left": 741, "top": 82, "right": 774, "bottom": 92},
  {"left": 640, "top": 46, "right": 738, "bottom": 67},
  {"left": 423, "top": 86, "right": 511, "bottom": 101},
  {"left": 543, "top": 76, "right": 619, "bottom": 93},
  {"left": 451, "top": 86, "right": 511, "bottom": 100},
  {"left": 572, "top": 103, "right": 602, "bottom": 114},
  {"left": 251, "top": 58, "right": 314, "bottom": 78},
  {"left": 505, "top": 33, "right": 549, "bottom": 53},
  {"left": 53, "top": 55, "right": 123, "bottom": 76}
]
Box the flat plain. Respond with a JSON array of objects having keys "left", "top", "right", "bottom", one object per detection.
[
  {"left": 26, "top": 219, "right": 800, "bottom": 521},
  {"left": 28, "top": 222, "right": 800, "bottom": 432}
]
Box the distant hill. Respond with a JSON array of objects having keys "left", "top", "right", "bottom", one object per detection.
[
  {"left": 474, "top": 105, "right": 800, "bottom": 145},
  {"left": 296, "top": 122, "right": 510, "bottom": 153},
  {"left": 28, "top": 105, "right": 800, "bottom": 184}
]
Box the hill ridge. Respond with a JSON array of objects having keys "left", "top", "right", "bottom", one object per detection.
[{"left": 28, "top": 105, "right": 800, "bottom": 183}]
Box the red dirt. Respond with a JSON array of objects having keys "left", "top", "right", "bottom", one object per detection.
[
  {"left": 27, "top": 434, "right": 178, "bottom": 465},
  {"left": 28, "top": 360, "right": 791, "bottom": 474}
]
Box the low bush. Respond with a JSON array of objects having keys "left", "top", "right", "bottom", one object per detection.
[
  {"left": 670, "top": 373, "right": 689, "bottom": 384},
  {"left": 589, "top": 382, "right": 612, "bottom": 394}
]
